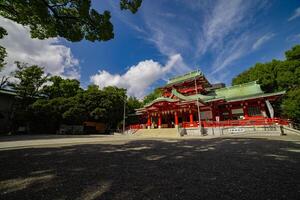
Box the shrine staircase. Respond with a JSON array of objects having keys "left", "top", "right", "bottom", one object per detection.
[{"left": 134, "top": 128, "right": 179, "bottom": 138}]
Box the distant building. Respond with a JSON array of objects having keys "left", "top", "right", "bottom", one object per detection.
[
  {"left": 133, "top": 70, "right": 286, "bottom": 129},
  {"left": 0, "top": 89, "right": 16, "bottom": 133}
]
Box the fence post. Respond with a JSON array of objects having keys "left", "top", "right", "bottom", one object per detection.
[{"left": 280, "top": 125, "right": 284, "bottom": 136}]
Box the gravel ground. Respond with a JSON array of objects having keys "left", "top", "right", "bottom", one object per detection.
[{"left": 0, "top": 135, "right": 300, "bottom": 200}]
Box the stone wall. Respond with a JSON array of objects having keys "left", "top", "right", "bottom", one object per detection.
[{"left": 184, "top": 125, "right": 282, "bottom": 136}]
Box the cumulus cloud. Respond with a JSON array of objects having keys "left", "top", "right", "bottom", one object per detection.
[
  {"left": 252, "top": 33, "right": 275, "bottom": 50},
  {"left": 90, "top": 54, "right": 185, "bottom": 98},
  {"left": 138, "top": 0, "right": 268, "bottom": 82},
  {"left": 0, "top": 17, "right": 80, "bottom": 79},
  {"left": 288, "top": 7, "right": 300, "bottom": 21}
]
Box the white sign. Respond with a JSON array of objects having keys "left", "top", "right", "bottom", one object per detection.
[
  {"left": 215, "top": 116, "right": 220, "bottom": 122},
  {"left": 229, "top": 128, "right": 245, "bottom": 133},
  {"left": 265, "top": 100, "right": 274, "bottom": 118}
]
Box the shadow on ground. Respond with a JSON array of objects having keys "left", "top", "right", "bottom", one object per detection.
[
  {"left": 0, "top": 138, "right": 300, "bottom": 200},
  {"left": 0, "top": 134, "right": 109, "bottom": 142}
]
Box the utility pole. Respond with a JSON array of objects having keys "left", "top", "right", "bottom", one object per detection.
[
  {"left": 194, "top": 77, "right": 202, "bottom": 135},
  {"left": 123, "top": 99, "right": 126, "bottom": 134}
]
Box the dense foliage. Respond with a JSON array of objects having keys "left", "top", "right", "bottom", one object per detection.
[
  {"left": 143, "top": 88, "right": 162, "bottom": 105},
  {"left": 0, "top": 26, "right": 7, "bottom": 70},
  {"left": 0, "top": 0, "right": 142, "bottom": 42},
  {"left": 7, "top": 63, "right": 142, "bottom": 134},
  {"left": 232, "top": 45, "right": 300, "bottom": 122},
  {"left": 10, "top": 62, "right": 48, "bottom": 102}
]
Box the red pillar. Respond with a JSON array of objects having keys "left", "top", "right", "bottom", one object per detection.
[
  {"left": 147, "top": 113, "right": 151, "bottom": 129},
  {"left": 189, "top": 111, "right": 194, "bottom": 125},
  {"left": 243, "top": 105, "right": 248, "bottom": 119},
  {"left": 174, "top": 111, "right": 178, "bottom": 128},
  {"left": 228, "top": 106, "right": 232, "bottom": 120},
  {"left": 158, "top": 113, "right": 162, "bottom": 128},
  {"left": 260, "top": 101, "right": 267, "bottom": 117}
]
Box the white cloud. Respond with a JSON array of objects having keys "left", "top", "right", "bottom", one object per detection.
[
  {"left": 0, "top": 17, "right": 80, "bottom": 79},
  {"left": 210, "top": 34, "right": 251, "bottom": 75},
  {"left": 252, "top": 33, "right": 275, "bottom": 50},
  {"left": 197, "top": 0, "right": 268, "bottom": 78},
  {"left": 139, "top": 0, "right": 267, "bottom": 82},
  {"left": 288, "top": 7, "right": 300, "bottom": 21},
  {"left": 196, "top": 0, "right": 248, "bottom": 55},
  {"left": 103, "top": 0, "right": 269, "bottom": 84},
  {"left": 90, "top": 54, "right": 185, "bottom": 98}
]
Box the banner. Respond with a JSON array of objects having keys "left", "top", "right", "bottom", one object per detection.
[{"left": 265, "top": 100, "right": 274, "bottom": 118}]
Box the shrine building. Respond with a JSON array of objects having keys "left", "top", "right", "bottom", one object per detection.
[{"left": 132, "top": 70, "right": 287, "bottom": 129}]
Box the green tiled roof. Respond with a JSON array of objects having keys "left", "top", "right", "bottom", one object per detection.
[
  {"left": 171, "top": 89, "right": 216, "bottom": 101},
  {"left": 214, "top": 81, "right": 264, "bottom": 100},
  {"left": 171, "top": 81, "right": 264, "bottom": 101},
  {"left": 226, "top": 91, "right": 286, "bottom": 102},
  {"left": 144, "top": 97, "right": 178, "bottom": 107},
  {"left": 144, "top": 81, "right": 285, "bottom": 108},
  {"left": 167, "top": 70, "right": 203, "bottom": 85}
]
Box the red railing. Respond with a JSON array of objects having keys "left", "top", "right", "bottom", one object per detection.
[
  {"left": 128, "top": 124, "right": 146, "bottom": 130},
  {"left": 182, "top": 118, "right": 289, "bottom": 128},
  {"left": 128, "top": 118, "right": 289, "bottom": 129}
]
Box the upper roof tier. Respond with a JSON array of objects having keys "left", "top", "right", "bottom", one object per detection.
[
  {"left": 142, "top": 81, "right": 286, "bottom": 109},
  {"left": 165, "top": 69, "right": 211, "bottom": 87}
]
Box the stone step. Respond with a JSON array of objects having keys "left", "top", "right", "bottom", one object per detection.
[{"left": 134, "top": 128, "right": 179, "bottom": 138}]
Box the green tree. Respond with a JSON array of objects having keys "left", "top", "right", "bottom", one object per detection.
[
  {"left": 282, "top": 88, "right": 300, "bottom": 122},
  {"left": 143, "top": 88, "right": 162, "bottom": 105},
  {"left": 8, "top": 62, "right": 47, "bottom": 133},
  {"left": 0, "top": 26, "right": 7, "bottom": 70},
  {"left": 101, "top": 86, "right": 127, "bottom": 129},
  {"left": 42, "top": 76, "right": 82, "bottom": 98},
  {"left": 127, "top": 96, "right": 142, "bottom": 114},
  {"left": 30, "top": 97, "right": 68, "bottom": 133},
  {"left": 0, "top": 0, "right": 142, "bottom": 42},
  {"left": 232, "top": 45, "right": 300, "bottom": 121},
  {"left": 0, "top": 27, "right": 8, "bottom": 88},
  {"left": 126, "top": 96, "right": 142, "bottom": 125},
  {"left": 285, "top": 45, "right": 300, "bottom": 61},
  {"left": 10, "top": 62, "right": 47, "bottom": 102},
  {"left": 30, "top": 84, "right": 128, "bottom": 132}
]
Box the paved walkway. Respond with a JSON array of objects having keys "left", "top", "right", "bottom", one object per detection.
[
  {"left": 1, "top": 133, "right": 300, "bottom": 150},
  {"left": 0, "top": 134, "right": 300, "bottom": 199}
]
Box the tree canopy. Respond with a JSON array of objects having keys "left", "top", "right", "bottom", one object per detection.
[
  {"left": 6, "top": 63, "right": 143, "bottom": 133},
  {"left": 232, "top": 44, "right": 300, "bottom": 122},
  {"left": 143, "top": 88, "right": 162, "bottom": 105},
  {"left": 42, "top": 76, "right": 82, "bottom": 98},
  {"left": 0, "top": 0, "right": 142, "bottom": 42},
  {"left": 10, "top": 62, "right": 47, "bottom": 101},
  {"left": 0, "top": 26, "right": 7, "bottom": 70}
]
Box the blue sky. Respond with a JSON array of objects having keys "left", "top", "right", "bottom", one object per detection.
[{"left": 1, "top": 0, "right": 300, "bottom": 98}]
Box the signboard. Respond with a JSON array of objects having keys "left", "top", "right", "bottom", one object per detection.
[
  {"left": 215, "top": 116, "right": 220, "bottom": 122},
  {"left": 229, "top": 128, "right": 245, "bottom": 133},
  {"left": 265, "top": 100, "right": 274, "bottom": 118}
]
